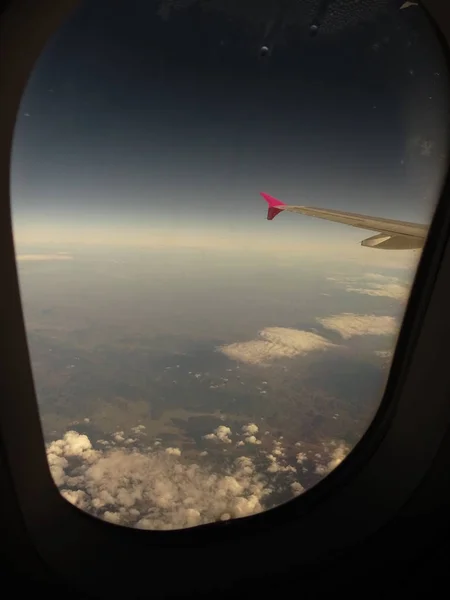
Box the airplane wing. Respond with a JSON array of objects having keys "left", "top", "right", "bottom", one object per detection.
[{"left": 260, "top": 192, "right": 428, "bottom": 250}]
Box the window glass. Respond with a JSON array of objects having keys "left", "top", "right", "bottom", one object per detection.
[{"left": 11, "top": 0, "right": 448, "bottom": 530}]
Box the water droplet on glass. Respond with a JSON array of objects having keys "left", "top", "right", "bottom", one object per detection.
[
  {"left": 309, "top": 23, "right": 319, "bottom": 36},
  {"left": 259, "top": 45, "right": 270, "bottom": 57}
]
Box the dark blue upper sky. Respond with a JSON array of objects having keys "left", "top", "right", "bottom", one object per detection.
[{"left": 10, "top": 0, "right": 449, "bottom": 249}]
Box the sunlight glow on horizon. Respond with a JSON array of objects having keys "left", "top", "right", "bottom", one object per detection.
[{"left": 12, "top": 220, "right": 420, "bottom": 272}]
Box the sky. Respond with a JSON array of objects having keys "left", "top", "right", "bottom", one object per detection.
[{"left": 10, "top": 0, "right": 449, "bottom": 257}]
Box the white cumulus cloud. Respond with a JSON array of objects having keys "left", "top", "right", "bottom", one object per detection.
[
  {"left": 218, "top": 327, "right": 336, "bottom": 366},
  {"left": 296, "top": 452, "right": 307, "bottom": 464},
  {"left": 244, "top": 436, "right": 261, "bottom": 445},
  {"left": 203, "top": 425, "right": 232, "bottom": 444},
  {"left": 291, "top": 481, "right": 305, "bottom": 496},
  {"left": 242, "top": 423, "right": 259, "bottom": 436},
  {"left": 317, "top": 313, "right": 398, "bottom": 339},
  {"left": 131, "top": 425, "right": 146, "bottom": 435},
  {"left": 375, "top": 349, "right": 393, "bottom": 359},
  {"left": 165, "top": 447, "right": 181, "bottom": 456},
  {"left": 326, "top": 272, "right": 411, "bottom": 301},
  {"left": 346, "top": 282, "right": 409, "bottom": 301},
  {"left": 314, "top": 443, "right": 350, "bottom": 476}
]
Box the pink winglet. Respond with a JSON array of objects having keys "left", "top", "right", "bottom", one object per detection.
[{"left": 260, "top": 192, "right": 285, "bottom": 220}]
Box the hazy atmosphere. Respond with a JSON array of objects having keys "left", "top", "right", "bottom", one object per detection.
[{"left": 11, "top": 0, "right": 448, "bottom": 530}]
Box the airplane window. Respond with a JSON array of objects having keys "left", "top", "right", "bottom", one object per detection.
[{"left": 10, "top": 0, "right": 448, "bottom": 530}]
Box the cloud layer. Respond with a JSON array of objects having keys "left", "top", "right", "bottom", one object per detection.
[
  {"left": 317, "top": 313, "right": 398, "bottom": 339},
  {"left": 47, "top": 428, "right": 350, "bottom": 531},
  {"left": 218, "top": 327, "right": 336, "bottom": 366},
  {"left": 327, "top": 272, "right": 411, "bottom": 301},
  {"left": 374, "top": 349, "right": 393, "bottom": 359},
  {"left": 16, "top": 253, "right": 74, "bottom": 262},
  {"left": 48, "top": 431, "right": 270, "bottom": 529}
]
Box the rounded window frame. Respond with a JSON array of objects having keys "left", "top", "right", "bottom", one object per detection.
[{"left": 1, "top": 0, "right": 450, "bottom": 596}]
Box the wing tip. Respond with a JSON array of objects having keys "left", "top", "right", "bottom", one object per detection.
[{"left": 260, "top": 192, "right": 286, "bottom": 207}]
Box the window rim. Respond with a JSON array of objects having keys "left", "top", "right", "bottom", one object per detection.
[{"left": 1, "top": 0, "right": 450, "bottom": 596}]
